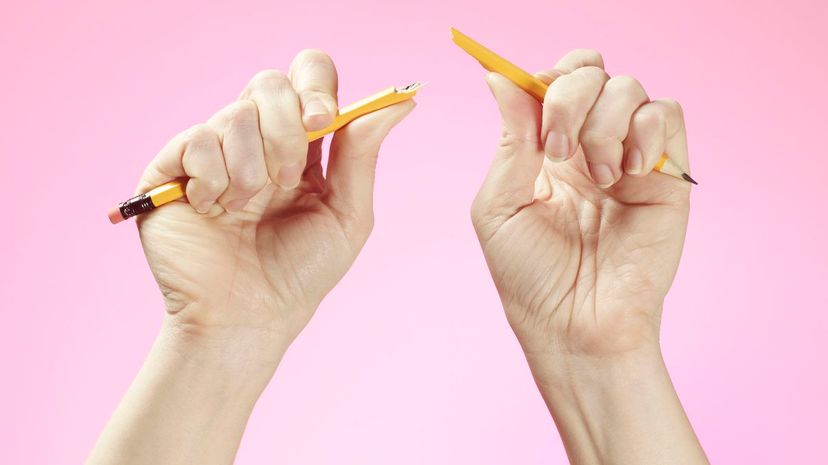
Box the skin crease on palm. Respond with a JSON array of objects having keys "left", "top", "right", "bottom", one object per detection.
[{"left": 86, "top": 48, "right": 707, "bottom": 465}]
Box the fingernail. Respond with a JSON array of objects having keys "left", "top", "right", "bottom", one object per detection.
[
  {"left": 277, "top": 162, "right": 303, "bottom": 189},
  {"left": 589, "top": 163, "right": 616, "bottom": 188},
  {"left": 304, "top": 99, "right": 328, "bottom": 117},
  {"left": 196, "top": 201, "right": 212, "bottom": 214},
  {"left": 225, "top": 199, "right": 248, "bottom": 212},
  {"left": 626, "top": 148, "right": 643, "bottom": 175},
  {"left": 545, "top": 132, "right": 570, "bottom": 161}
]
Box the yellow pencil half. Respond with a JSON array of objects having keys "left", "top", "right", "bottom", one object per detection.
[
  {"left": 108, "top": 82, "right": 424, "bottom": 224},
  {"left": 450, "top": 27, "right": 696, "bottom": 185},
  {"left": 306, "top": 82, "right": 424, "bottom": 140}
]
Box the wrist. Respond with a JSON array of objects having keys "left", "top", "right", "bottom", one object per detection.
[
  {"left": 527, "top": 345, "right": 668, "bottom": 400},
  {"left": 155, "top": 317, "right": 290, "bottom": 398},
  {"left": 86, "top": 317, "right": 288, "bottom": 464},
  {"left": 161, "top": 295, "right": 304, "bottom": 359},
  {"left": 505, "top": 300, "right": 663, "bottom": 367},
  {"left": 527, "top": 347, "right": 706, "bottom": 465}
]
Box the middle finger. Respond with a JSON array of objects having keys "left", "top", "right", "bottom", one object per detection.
[{"left": 240, "top": 70, "right": 308, "bottom": 189}]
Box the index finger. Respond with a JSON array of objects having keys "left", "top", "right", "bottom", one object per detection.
[
  {"left": 536, "top": 48, "right": 605, "bottom": 83},
  {"left": 288, "top": 49, "right": 339, "bottom": 132}
]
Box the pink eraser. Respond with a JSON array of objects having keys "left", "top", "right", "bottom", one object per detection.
[{"left": 107, "top": 206, "right": 125, "bottom": 224}]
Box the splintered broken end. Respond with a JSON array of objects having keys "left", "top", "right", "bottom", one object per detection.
[{"left": 397, "top": 82, "right": 427, "bottom": 93}]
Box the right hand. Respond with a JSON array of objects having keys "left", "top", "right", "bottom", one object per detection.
[
  {"left": 135, "top": 50, "right": 415, "bottom": 353},
  {"left": 471, "top": 49, "right": 691, "bottom": 370}
]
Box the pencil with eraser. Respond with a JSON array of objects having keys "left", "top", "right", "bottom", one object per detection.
[
  {"left": 108, "top": 82, "right": 425, "bottom": 224},
  {"left": 450, "top": 27, "right": 696, "bottom": 185}
]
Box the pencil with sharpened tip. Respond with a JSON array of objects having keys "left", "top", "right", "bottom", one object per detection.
[{"left": 450, "top": 27, "right": 697, "bottom": 186}]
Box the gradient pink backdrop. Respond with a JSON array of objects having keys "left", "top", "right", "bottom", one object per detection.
[{"left": 2, "top": 0, "right": 827, "bottom": 463}]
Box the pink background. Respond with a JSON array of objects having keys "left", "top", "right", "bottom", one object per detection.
[{"left": 2, "top": 0, "right": 827, "bottom": 463}]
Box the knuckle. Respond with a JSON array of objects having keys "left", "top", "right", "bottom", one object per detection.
[
  {"left": 606, "top": 75, "right": 642, "bottom": 93},
  {"left": 228, "top": 100, "right": 259, "bottom": 128},
  {"left": 659, "top": 98, "right": 684, "bottom": 117},
  {"left": 183, "top": 124, "right": 217, "bottom": 149},
  {"left": 202, "top": 176, "right": 229, "bottom": 196},
  {"left": 184, "top": 123, "right": 212, "bottom": 139},
  {"left": 294, "top": 48, "right": 333, "bottom": 65},
  {"left": 231, "top": 170, "right": 266, "bottom": 193},
  {"left": 656, "top": 99, "right": 686, "bottom": 136},
  {"left": 543, "top": 97, "right": 576, "bottom": 124},
  {"left": 634, "top": 106, "right": 666, "bottom": 130},
  {"left": 250, "top": 69, "right": 290, "bottom": 91},
  {"left": 574, "top": 48, "right": 604, "bottom": 68},
  {"left": 580, "top": 129, "right": 617, "bottom": 149},
  {"left": 574, "top": 65, "right": 608, "bottom": 81}
]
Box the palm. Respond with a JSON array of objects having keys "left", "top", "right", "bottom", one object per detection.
[
  {"left": 137, "top": 176, "right": 356, "bottom": 339},
  {"left": 480, "top": 152, "right": 690, "bottom": 355}
]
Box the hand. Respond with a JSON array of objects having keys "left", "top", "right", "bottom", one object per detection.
[
  {"left": 471, "top": 49, "right": 691, "bottom": 367},
  {"left": 136, "top": 50, "right": 415, "bottom": 352}
]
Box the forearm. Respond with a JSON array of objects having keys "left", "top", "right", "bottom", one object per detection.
[
  {"left": 527, "top": 347, "right": 708, "bottom": 465},
  {"left": 86, "top": 318, "right": 286, "bottom": 465}
]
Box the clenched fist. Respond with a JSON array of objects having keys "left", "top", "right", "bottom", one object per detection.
[{"left": 472, "top": 49, "right": 691, "bottom": 368}]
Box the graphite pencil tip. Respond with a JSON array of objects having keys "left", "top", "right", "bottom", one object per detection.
[
  {"left": 396, "top": 82, "right": 426, "bottom": 93},
  {"left": 682, "top": 173, "right": 699, "bottom": 185}
]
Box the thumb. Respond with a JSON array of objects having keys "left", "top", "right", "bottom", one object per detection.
[
  {"left": 472, "top": 73, "right": 545, "bottom": 239},
  {"left": 325, "top": 99, "right": 415, "bottom": 233}
]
